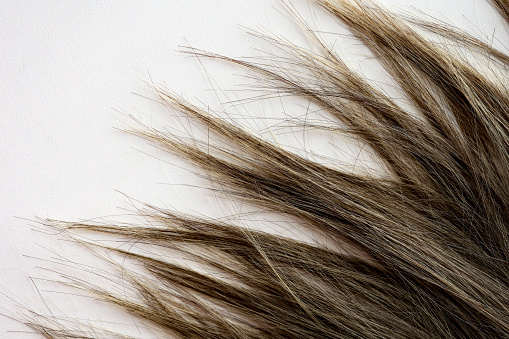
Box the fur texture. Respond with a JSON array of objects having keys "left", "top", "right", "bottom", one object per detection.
[{"left": 27, "top": 0, "right": 509, "bottom": 338}]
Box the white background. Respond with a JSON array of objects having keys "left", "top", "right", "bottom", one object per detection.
[{"left": 1, "top": 0, "right": 507, "bottom": 337}]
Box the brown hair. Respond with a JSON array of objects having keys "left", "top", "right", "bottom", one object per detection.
[{"left": 26, "top": 0, "right": 509, "bottom": 337}]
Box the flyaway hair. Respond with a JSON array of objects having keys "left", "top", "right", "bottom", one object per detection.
[{"left": 25, "top": 0, "right": 509, "bottom": 338}]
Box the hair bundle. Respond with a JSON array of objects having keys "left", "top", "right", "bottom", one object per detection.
[{"left": 24, "top": 0, "right": 509, "bottom": 338}]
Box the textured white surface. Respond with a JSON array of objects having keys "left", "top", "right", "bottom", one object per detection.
[{"left": 0, "top": 0, "right": 507, "bottom": 337}]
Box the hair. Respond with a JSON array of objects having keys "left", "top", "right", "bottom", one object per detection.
[{"left": 24, "top": 0, "right": 509, "bottom": 338}]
